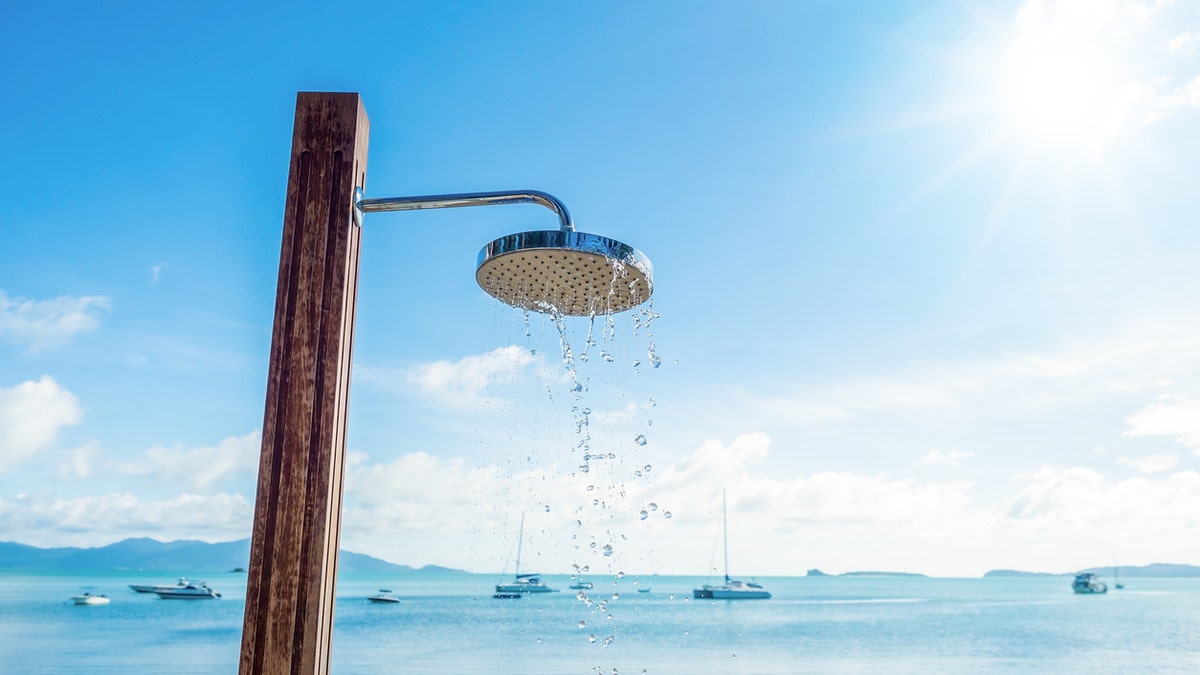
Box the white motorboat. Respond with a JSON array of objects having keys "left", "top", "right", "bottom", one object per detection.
[
  {"left": 1072, "top": 573, "right": 1108, "bottom": 594},
  {"left": 71, "top": 592, "right": 110, "bottom": 605},
  {"left": 367, "top": 589, "right": 400, "bottom": 603},
  {"left": 569, "top": 580, "right": 594, "bottom": 590},
  {"left": 155, "top": 581, "right": 221, "bottom": 599},
  {"left": 495, "top": 514, "right": 556, "bottom": 595},
  {"left": 693, "top": 490, "right": 771, "bottom": 600}
]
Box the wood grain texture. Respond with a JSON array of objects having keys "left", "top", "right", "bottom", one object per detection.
[{"left": 239, "top": 92, "right": 368, "bottom": 675}]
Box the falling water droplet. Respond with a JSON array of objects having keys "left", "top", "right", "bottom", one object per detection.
[
  {"left": 604, "top": 635, "right": 615, "bottom": 647},
  {"left": 616, "top": 571, "right": 625, "bottom": 579},
  {"left": 579, "top": 620, "right": 587, "bottom": 629},
  {"left": 579, "top": 352, "right": 589, "bottom": 362},
  {"left": 602, "top": 544, "right": 613, "bottom": 557},
  {"left": 664, "top": 511, "right": 672, "bottom": 518},
  {"left": 601, "top": 351, "right": 614, "bottom": 363},
  {"left": 545, "top": 505, "right": 551, "bottom": 512},
  {"left": 639, "top": 510, "right": 648, "bottom": 520},
  {"left": 648, "top": 503, "right": 658, "bottom": 511},
  {"left": 612, "top": 592, "right": 620, "bottom": 600},
  {"left": 649, "top": 398, "right": 657, "bottom": 407},
  {"left": 644, "top": 464, "right": 652, "bottom": 472},
  {"left": 634, "top": 434, "right": 647, "bottom": 446},
  {"left": 588, "top": 634, "right": 597, "bottom": 643}
]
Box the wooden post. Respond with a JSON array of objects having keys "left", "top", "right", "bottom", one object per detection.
[{"left": 239, "top": 92, "right": 368, "bottom": 675}]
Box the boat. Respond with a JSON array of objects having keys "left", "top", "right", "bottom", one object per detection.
[
  {"left": 693, "top": 490, "right": 771, "bottom": 600},
  {"left": 569, "top": 580, "right": 594, "bottom": 590},
  {"left": 367, "top": 589, "right": 399, "bottom": 603},
  {"left": 130, "top": 577, "right": 191, "bottom": 594},
  {"left": 155, "top": 581, "right": 221, "bottom": 599},
  {"left": 1114, "top": 563, "right": 1124, "bottom": 590},
  {"left": 71, "top": 592, "right": 110, "bottom": 605},
  {"left": 1071, "top": 572, "right": 1108, "bottom": 594},
  {"left": 495, "top": 513, "right": 556, "bottom": 595}
]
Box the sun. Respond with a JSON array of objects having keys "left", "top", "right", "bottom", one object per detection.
[{"left": 992, "top": 4, "right": 1139, "bottom": 153}]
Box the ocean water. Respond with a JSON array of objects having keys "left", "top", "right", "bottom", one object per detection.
[{"left": 2, "top": 571, "right": 1199, "bottom": 674}]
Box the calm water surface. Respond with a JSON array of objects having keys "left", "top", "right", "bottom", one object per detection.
[{"left": 2, "top": 572, "right": 1199, "bottom": 674}]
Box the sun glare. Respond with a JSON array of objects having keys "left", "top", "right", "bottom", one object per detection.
[{"left": 994, "top": 5, "right": 1137, "bottom": 153}]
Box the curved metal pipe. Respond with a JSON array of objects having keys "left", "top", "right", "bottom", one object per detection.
[{"left": 355, "top": 188, "right": 574, "bottom": 231}]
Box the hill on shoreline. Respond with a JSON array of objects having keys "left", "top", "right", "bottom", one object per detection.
[
  {"left": 983, "top": 563, "right": 1200, "bottom": 578},
  {"left": 0, "top": 538, "right": 467, "bottom": 574}
]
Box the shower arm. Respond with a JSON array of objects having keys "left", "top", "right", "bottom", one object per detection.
[{"left": 354, "top": 187, "right": 574, "bottom": 232}]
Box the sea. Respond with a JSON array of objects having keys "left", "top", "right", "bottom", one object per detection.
[{"left": 2, "top": 571, "right": 1199, "bottom": 674}]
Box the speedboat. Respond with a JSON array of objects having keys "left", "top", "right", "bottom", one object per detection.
[
  {"left": 692, "top": 490, "right": 771, "bottom": 600},
  {"left": 155, "top": 581, "right": 221, "bottom": 599},
  {"left": 71, "top": 592, "right": 110, "bottom": 605},
  {"left": 569, "top": 580, "right": 594, "bottom": 590},
  {"left": 1072, "top": 573, "right": 1108, "bottom": 594},
  {"left": 367, "top": 589, "right": 399, "bottom": 603},
  {"left": 130, "top": 577, "right": 190, "bottom": 594}
]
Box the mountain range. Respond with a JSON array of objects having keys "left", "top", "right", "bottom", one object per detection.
[
  {"left": 983, "top": 563, "right": 1200, "bottom": 578},
  {"left": 0, "top": 538, "right": 466, "bottom": 574}
]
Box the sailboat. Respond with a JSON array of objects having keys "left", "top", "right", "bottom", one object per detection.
[
  {"left": 693, "top": 490, "right": 771, "bottom": 600},
  {"left": 494, "top": 513, "right": 557, "bottom": 596}
]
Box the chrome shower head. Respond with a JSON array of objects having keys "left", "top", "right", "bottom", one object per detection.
[
  {"left": 476, "top": 230, "right": 653, "bottom": 316},
  {"left": 354, "top": 187, "right": 653, "bottom": 316}
]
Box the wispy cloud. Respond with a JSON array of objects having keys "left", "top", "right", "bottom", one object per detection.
[
  {"left": 0, "top": 376, "right": 83, "bottom": 472},
  {"left": 117, "top": 431, "right": 261, "bottom": 490},
  {"left": 1123, "top": 397, "right": 1200, "bottom": 450},
  {"left": 1168, "top": 30, "right": 1200, "bottom": 53},
  {"left": 359, "top": 346, "right": 542, "bottom": 408},
  {"left": 1117, "top": 452, "right": 1178, "bottom": 473},
  {"left": 0, "top": 492, "right": 253, "bottom": 547},
  {"left": 0, "top": 290, "right": 111, "bottom": 354},
  {"left": 150, "top": 262, "right": 168, "bottom": 283},
  {"left": 920, "top": 449, "right": 975, "bottom": 467}
]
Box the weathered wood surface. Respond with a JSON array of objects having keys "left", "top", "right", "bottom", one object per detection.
[{"left": 240, "top": 92, "right": 369, "bottom": 675}]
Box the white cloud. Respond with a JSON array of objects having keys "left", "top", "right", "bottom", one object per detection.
[
  {"left": 359, "top": 346, "right": 542, "bottom": 408},
  {"left": 1123, "top": 397, "right": 1200, "bottom": 450},
  {"left": 1117, "top": 452, "right": 1178, "bottom": 473},
  {"left": 920, "top": 449, "right": 975, "bottom": 467},
  {"left": 150, "top": 262, "right": 168, "bottom": 283},
  {"left": 0, "top": 376, "right": 83, "bottom": 472},
  {"left": 0, "top": 492, "right": 253, "bottom": 546},
  {"left": 118, "top": 431, "right": 262, "bottom": 490},
  {"left": 57, "top": 442, "right": 101, "bottom": 480},
  {"left": 1168, "top": 30, "right": 1200, "bottom": 53},
  {"left": 0, "top": 290, "right": 111, "bottom": 353}
]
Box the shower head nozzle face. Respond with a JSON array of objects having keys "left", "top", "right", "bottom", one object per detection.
[{"left": 476, "top": 230, "right": 653, "bottom": 316}]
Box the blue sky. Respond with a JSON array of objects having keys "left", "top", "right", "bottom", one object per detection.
[{"left": 3, "top": 0, "right": 1200, "bottom": 577}]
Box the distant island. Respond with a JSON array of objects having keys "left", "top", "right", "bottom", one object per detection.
[
  {"left": 0, "top": 538, "right": 468, "bottom": 575},
  {"left": 984, "top": 563, "right": 1200, "bottom": 578},
  {"left": 806, "top": 568, "right": 926, "bottom": 578}
]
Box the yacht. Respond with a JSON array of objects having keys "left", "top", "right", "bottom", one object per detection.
[
  {"left": 495, "top": 514, "right": 556, "bottom": 595},
  {"left": 1071, "top": 573, "right": 1108, "bottom": 594},
  {"left": 569, "top": 580, "right": 594, "bottom": 590},
  {"left": 693, "top": 490, "right": 771, "bottom": 600},
  {"left": 71, "top": 592, "right": 110, "bottom": 605},
  {"left": 155, "top": 581, "right": 221, "bottom": 599},
  {"left": 367, "top": 589, "right": 400, "bottom": 604}
]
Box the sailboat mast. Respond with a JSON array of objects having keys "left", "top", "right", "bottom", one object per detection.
[
  {"left": 723, "top": 489, "right": 730, "bottom": 584},
  {"left": 515, "top": 513, "right": 525, "bottom": 579}
]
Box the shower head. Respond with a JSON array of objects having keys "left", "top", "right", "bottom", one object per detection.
[
  {"left": 355, "top": 187, "right": 653, "bottom": 316},
  {"left": 476, "top": 229, "right": 653, "bottom": 316}
]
